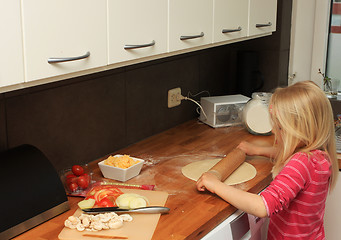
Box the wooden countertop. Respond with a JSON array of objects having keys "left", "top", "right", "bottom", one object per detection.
[{"left": 14, "top": 120, "right": 274, "bottom": 240}]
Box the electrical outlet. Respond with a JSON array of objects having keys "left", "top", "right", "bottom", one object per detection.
[{"left": 168, "top": 87, "right": 182, "bottom": 108}]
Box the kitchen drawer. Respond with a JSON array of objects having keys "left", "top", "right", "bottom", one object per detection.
[
  {"left": 107, "top": 0, "right": 167, "bottom": 64},
  {"left": 21, "top": 0, "right": 107, "bottom": 82}
]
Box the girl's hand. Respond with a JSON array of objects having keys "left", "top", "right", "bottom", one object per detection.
[
  {"left": 238, "top": 141, "right": 277, "bottom": 158},
  {"left": 196, "top": 171, "right": 222, "bottom": 193},
  {"left": 237, "top": 141, "right": 259, "bottom": 156}
]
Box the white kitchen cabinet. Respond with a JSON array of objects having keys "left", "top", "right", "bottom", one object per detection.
[
  {"left": 107, "top": 0, "right": 167, "bottom": 65},
  {"left": 0, "top": 0, "right": 24, "bottom": 88},
  {"left": 213, "top": 0, "right": 248, "bottom": 43},
  {"left": 1, "top": 0, "right": 278, "bottom": 92},
  {"left": 21, "top": 0, "right": 107, "bottom": 82},
  {"left": 168, "top": 0, "right": 213, "bottom": 52},
  {"left": 248, "top": 0, "right": 277, "bottom": 37}
]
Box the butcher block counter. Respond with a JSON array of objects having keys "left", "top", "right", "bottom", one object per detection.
[{"left": 13, "top": 119, "right": 274, "bottom": 240}]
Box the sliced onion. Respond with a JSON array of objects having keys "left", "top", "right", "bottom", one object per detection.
[{"left": 116, "top": 193, "right": 149, "bottom": 209}]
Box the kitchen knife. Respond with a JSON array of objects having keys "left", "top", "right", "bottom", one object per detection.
[{"left": 82, "top": 206, "right": 170, "bottom": 214}]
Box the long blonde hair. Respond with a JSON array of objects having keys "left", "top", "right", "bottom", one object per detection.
[{"left": 270, "top": 81, "right": 338, "bottom": 191}]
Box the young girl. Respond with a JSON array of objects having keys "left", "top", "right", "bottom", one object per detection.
[{"left": 196, "top": 81, "right": 339, "bottom": 239}]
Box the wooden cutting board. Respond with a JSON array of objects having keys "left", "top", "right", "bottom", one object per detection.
[{"left": 58, "top": 189, "right": 168, "bottom": 240}]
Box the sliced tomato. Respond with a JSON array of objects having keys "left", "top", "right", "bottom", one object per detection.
[
  {"left": 97, "top": 197, "right": 115, "bottom": 207},
  {"left": 85, "top": 185, "right": 123, "bottom": 207},
  {"left": 94, "top": 189, "right": 113, "bottom": 202},
  {"left": 85, "top": 195, "right": 95, "bottom": 200}
]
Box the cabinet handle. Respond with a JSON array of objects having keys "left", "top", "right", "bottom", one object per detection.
[
  {"left": 124, "top": 40, "right": 155, "bottom": 50},
  {"left": 255, "top": 22, "right": 272, "bottom": 28},
  {"left": 180, "top": 32, "right": 204, "bottom": 40},
  {"left": 222, "top": 27, "right": 242, "bottom": 33},
  {"left": 48, "top": 51, "right": 90, "bottom": 63}
]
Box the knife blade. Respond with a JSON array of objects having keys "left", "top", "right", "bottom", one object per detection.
[{"left": 82, "top": 206, "right": 170, "bottom": 214}]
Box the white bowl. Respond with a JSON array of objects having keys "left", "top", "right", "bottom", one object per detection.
[{"left": 98, "top": 155, "right": 144, "bottom": 182}]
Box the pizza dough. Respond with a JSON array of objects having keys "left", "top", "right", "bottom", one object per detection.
[{"left": 181, "top": 159, "right": 257, "bottom": 185}]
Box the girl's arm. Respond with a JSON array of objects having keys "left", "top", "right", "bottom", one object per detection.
[
  {"left": 196, "top": 172, "right": 267, "bottom": 218},
  {"left": 237, "top": 141, "right": 277, "bottom": 158},
  {"left": 195, "top": 142, "right": 274, "bottom": 218}
]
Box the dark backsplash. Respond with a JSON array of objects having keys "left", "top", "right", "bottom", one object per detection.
[{"left": 0, "top": 0, "right": 291, "bottom": 171}]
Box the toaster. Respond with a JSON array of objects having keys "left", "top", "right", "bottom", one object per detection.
[{"left": 199, "top": 94, "right": 250, "bottom": 128}]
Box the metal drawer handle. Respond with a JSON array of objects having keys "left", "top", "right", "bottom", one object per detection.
[
  {"left": 180, "top": 32, "right": 204, "bottom": 40},
  {"left": 48, "top": 51, "right": 90, "bottom": 63},
  {"left": 222, "top": 27, "right": 242, "bottom": 33},
  {"left": 124, "top": 40, "right": 155, "bottom": 50},
  {"left": 256, "top": 22, "right": 272, "bottom": 28}
]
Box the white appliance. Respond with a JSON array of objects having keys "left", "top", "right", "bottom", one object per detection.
[
  {"left": 201, "top": 209, "right": 250, "bottom": 240},
  {"left": 200, "top": 95, "right": 250, "bottom": 128},
  {"left": 324, "top": 170, "right": 341, "bottom": 239},
  {"left": 202, "top": 189, "right": 269, "bottom": 240},
  {"left": 202, "top": 209, "right": 269, "bottom": 240}
]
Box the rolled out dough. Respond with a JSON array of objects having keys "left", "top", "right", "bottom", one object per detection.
[{"left": 181, "top": 159, "right": 257, "bottom": 185}]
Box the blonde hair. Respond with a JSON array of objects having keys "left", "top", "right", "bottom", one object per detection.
[{"left": 270, "top": 80, "right": 338, "bottom": 191}]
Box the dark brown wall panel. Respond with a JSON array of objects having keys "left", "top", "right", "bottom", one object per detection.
[{"left": 5, "top": 73, "right": 126, "bottom": 170}]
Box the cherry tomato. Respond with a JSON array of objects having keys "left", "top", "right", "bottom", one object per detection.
[
  {"left": 66, "top": 173, "right": 76, "bottom": 179},
  {"left": 68, "top": 182, "right": 78, "bottom": 192},
  {"left": 66, "top": 177, "right": 77, "bottom": 186},
  {"left": 77, "top": 175, "right": 89, "bottom": 189},
  {"left": 72, "top": 165, "right": 84, "bottom": 176},
  {"left": 81, "top": 173, "right": 90, "bottom": 181},
  {"left": 97, "top": 197, "right": 115, "bottom": 207}
]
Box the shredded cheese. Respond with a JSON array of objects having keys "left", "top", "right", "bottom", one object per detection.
[{"left": 104, "top": 155, "right": 139, "bottom": 169}]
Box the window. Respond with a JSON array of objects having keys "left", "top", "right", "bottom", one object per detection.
[
  {"left": 289, "top": 0, "right": 330, "bottom": 88},
  {"left": 326, "top": 0, "right": 341, "bottom": 88}
]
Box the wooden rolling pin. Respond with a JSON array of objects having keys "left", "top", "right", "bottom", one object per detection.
[{"left": 207, "top": 148, "right": 246, "bottom": 181}]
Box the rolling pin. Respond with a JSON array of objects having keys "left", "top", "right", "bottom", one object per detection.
[{"left": 207, "top": 148, "right": 246, "bottom": 181}]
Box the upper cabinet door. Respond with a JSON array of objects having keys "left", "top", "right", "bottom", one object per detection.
[
  {"left": 248, "top": 0, "right": 277, "bottom": 37},
  {"left": 21, "top": 0, "right": 107, "bottom": 82},
  {"left": 213, "top": 0, "right": 248, "bottom": 43},
  {"left": 168, "top": 0, "right": 213, "bottom": 52},
  {"left": 107, "top": 0, "right": 167, "bottom": 65},
  {"left": 0, "top": 0, "right": 24, "bottom": 88}
]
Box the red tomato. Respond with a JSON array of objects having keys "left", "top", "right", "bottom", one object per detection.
[
  {"left": 97, "top": 197, "right": 115, "bottom": 207},
  {"left": 68, "top": 182, "right": 78, "bottom": 192},
  {"left": 81, "top": 173, "right": 90, "bottom": 181},
  {"left": 77, "top": 175, "right": 89, "bottom": 189},
  {"left": 66, "top": 173, "right": 76, "bottom": 179},
  {"left": 66, "top": 178, "right": 76, "bottom": 186},
  {"left": 72, "top": 165, "right": 84, "bottom": 176},
  {"left": 66, "top": 175, "right": 77, "bottom": 185}
]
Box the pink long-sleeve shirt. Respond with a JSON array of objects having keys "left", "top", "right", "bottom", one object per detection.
[{"left": 260, "top": 150, "right": 331, "bottom": 240}]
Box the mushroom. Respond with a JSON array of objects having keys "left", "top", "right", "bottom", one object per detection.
[{"left": 108, "top": 218, "right": 123, "bottom": 229}]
